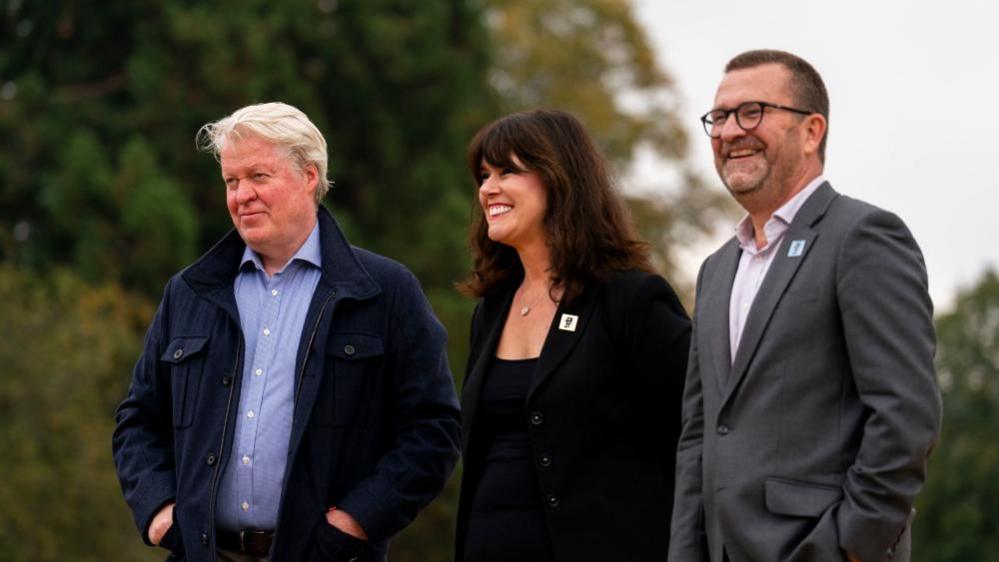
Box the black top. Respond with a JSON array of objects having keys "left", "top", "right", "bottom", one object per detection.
[
  {"left": 456, "top": 270, "right": 691, "bottom": 562},
  {"left": 463, "top": 357, "right": 556, "bottom": 562}
]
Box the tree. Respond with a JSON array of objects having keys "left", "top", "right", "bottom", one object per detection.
[
  {"left": 0, "top": 1, "right": 720, "bottom": 560},
  {"left": 0, "top": 0, "right": 494, "bottom": 294},
  {"left": 0, "top": 265, "right": 160, "bottom": 561},
  {"left": 480, "top": 0, "right": 733, "bottom": 300},
  {"left": 914, "top": 269, "right": 999, "bottom": 561}
]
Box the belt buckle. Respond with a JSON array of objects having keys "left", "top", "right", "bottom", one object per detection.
[{"left": 237, "top": 529, "right": 271, "bottom": 556}]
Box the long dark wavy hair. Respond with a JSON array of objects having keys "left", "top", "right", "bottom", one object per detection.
[{"left": 459, "top": 109, "right": 653, "bottom": 303}]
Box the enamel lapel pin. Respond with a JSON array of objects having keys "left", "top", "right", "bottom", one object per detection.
[
  {"left": 788, "top": 239, "right": 806, "bottom": 258},
  {"left": 559, "top": 314, "right": 579, "bottom": 332}
]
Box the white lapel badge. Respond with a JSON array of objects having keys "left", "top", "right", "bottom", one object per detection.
[
  {"left": 558, "top": 314, "right": 579, "bottom": 332},
  {"left": 788, "top": 239, "right": 806, "bottom": 258}
]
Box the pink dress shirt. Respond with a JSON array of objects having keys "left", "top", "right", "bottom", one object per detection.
[{"left": 729, "top": 176, "right": 826, "bottom": 362}]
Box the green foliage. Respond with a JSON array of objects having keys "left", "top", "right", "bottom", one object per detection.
[
  {"left": 0, "top": 266, "right": 160, "bottom": 562},
  {"left": 0, "top": 1, "right": 719, "bottom": 560},
  {"left": 1, "top": 0, "right": 494, "bottom": 292},
  {"left": 915, "top": 270, "right": 999, "bottom": 561},
  {"left": 480, "top": 0, "right": 733, "bottom": 302}
]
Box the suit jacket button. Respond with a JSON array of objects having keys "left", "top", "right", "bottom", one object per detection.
[
  {"left": 173, "top": 349, "right": 184, "bottom": 360},
  {"left": 530, "top": 411, "right": 544, "bottom": 426},
  {"left": 546, "top": 493, "right": 560, "bottom": 508},
  {"left": 201, "top": 533, "right": 209, "bottom": 545},
  {"left": 206, "top": 453, "right": 217, "bottom": 466},
  {"left": 221, "top": 374, "right": 232, "bottom": 387},
  {"left": 539, "top": 453, "right": 552, "bottom": 467},
  {"left": 344, "top": 344, "right": 356, "bottom": 356},
  {"left": 717, "top": 425, "right": 730, "bottom": 435}
]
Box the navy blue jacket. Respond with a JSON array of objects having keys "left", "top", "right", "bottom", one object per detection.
[{"left": 113, "top": 208, "right": 461, "bottom": 561}]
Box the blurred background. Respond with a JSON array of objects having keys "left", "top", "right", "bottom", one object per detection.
[{"left": 0, "top": 1, "right": 994, "bottom": 560}]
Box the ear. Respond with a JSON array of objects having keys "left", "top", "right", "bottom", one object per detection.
[
  {"left": 302, "top": 162, "right": 319, "bottom": 192},
  {"left": 801, "top": 113, "right": 827, "bottom": 157}
]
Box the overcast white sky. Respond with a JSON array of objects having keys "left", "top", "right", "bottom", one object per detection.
[{"left": 631, "top": 0, "right": 998, "bottom": 312}]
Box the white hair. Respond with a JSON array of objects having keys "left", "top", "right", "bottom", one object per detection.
[{"left": 197, "top": 102, "right": 331, "bottom": 203}]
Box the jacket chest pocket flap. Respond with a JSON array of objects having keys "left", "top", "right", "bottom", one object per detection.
[
  {"left": 161, "top": 335, "right": 210, "bottom": 428},
  {"left": 315, "top": 333, "right": 385, "bottom": 427}
]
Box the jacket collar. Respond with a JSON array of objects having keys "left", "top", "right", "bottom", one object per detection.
[{"left": 181, "top": 206, "right": 380, "bottom": 305}]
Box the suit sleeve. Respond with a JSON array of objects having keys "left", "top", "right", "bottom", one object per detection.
[
  {"left": 669, "top": 264, "right": 710, "bottom": 562},
  {"left": 835, "top": 209, "right": 942, "bottom": 562},
  {"left": 112, "top": 279, "right": 178, "bottom": 545},
  {"left": 335, "top": 267, "right": 462, "bottom": 542}
]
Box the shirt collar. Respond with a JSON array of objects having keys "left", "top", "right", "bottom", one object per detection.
[
  {"left": 239, "top": 223, "right": 323, "bottom": 274},
  {"left": 733, "top": 175, "right": 826, "bottom": 248}
]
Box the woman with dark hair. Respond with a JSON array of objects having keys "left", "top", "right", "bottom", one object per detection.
[{"left": 455, "top": 109, "right": 691, "bottom": 561}]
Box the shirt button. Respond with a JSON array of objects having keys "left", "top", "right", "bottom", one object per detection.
[
  {"left": 546, "top": 494, "right": 560, "bottom": 508},
  {"left": 242, "top": 455, "right": 251, "bottom": 466},
  {"left": 206, "top": 453, "right": 217, "bottom": 466},
  {"left": 255, "top": 368, "right": 263, "bottom": 376},
  {"left": 271, "top": 289, "right": 279, "bottom": 296},
  {"left": 343, "top": 344, "right": 356, "bottom": 356},
  {"left": 539, "top": 453, "right": 552, "bottom": 467},
  {"left": 173, "top": 349, "right": 184, "bottom": 360},
  {"left": 530, "top": 411, "right": 544, "bottom": 426},
  {"left": 241, "top": 501, "right": 249, "bottom": 511},
  {"left": 263, "top": 328, "right": 271, "bottom": 336},
  {"left": 717, "top": 425, "right": 730, "bottom": 435},
  {"left": 247, "top": 410, "right": 255, "bottom": 419}
]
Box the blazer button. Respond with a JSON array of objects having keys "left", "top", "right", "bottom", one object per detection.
[
  {"left": 539, "top": 453, "right": 552, "bottom": 467},
  {"left": 546, "top": 493, "right": 560, "bottom": 508},
  {"left": 200, "top": 533, "right": 209, "bottom": 545},
  {"left": 206, "top": 453, "right": 217, "bottom": 466},
  {"left": 529, "top": 411, "right": 544, "bottom": 426},
  {"left": 343, "top": 344, "right": 356, "bottom": 356},
  {"left": 221, "top": 374, "right": 232, "bottom": 387},
  {"left": 717, "top": 425, "right": 730, "bottom": 435},
  {"left": 173, "top": 349, "right": 184, "bottom": 360}
]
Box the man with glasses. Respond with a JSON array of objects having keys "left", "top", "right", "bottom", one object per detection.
[{"left": 669, "top": 50, "right": 941, "bottom": 562}]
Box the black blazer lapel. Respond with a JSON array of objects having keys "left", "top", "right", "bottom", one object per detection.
[
  {"left": 527, "top": 284, "right": 601, "bottom": 400},
  {"left": 724, "top": 183, "right": 838, "bottom": 405},
  {"left": 460, "top": 289, "right": 515, "bottom": 451}
]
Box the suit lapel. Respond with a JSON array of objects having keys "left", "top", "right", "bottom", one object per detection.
[
  {"left": 460, "top": 289, "right": 514, "bottom": 451},
  {"left": 528, "top": 283, "right": 601, "bottom": 401},
  {"left": 723, "top": 183, "right": 838, "bottom": 405},
  {"left": 702, "top": 239, "right": 741, "bottom": 394}
]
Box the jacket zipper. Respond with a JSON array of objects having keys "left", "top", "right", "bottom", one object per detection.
[
  {"left": 294, "top": 289, "right": 336, "bottom": 408},
  {"left": 207, "top": 332, "right": 244, "bottom": 560}
]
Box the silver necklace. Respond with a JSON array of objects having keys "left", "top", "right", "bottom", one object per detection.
[{"left": 519, "top": 286, "right": 549, "bottom": 316}]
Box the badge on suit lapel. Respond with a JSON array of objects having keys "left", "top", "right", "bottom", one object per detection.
[
  {"left": 788, "top": 239, "right": 806, "bottom": 257},
  {"left": 558, "top": 314, "right": 579, "bottom": 332}
]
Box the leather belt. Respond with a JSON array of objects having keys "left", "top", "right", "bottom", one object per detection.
[{"left": 216, "top": 529, "right": 274, "bottom": 557}]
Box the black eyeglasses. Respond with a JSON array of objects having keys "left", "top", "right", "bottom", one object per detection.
[{"left": 700, "top": 101, "right": 813, "bottom": 138}]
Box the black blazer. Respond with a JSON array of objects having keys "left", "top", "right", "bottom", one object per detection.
[{"left": 455, "top": 270, "right": 691, "bottom": 561}]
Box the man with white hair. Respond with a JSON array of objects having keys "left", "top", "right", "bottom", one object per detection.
[{"left": 113, "top": 102, "right": 461, "bottom": 562}]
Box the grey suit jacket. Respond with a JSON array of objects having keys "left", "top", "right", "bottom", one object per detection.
[{"left": 669, "top": 183, "right": 942, "bottom": 562}]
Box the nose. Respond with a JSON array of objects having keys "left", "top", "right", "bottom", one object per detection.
[
  {"left": 479, "top": 174, "right": 500, "bottom": 197},
  {"left": 234, "top": 180, "right": 257, "bottom": 204},
  {"left": 719, "top": 112, "right": 746, "bottom": 142}
]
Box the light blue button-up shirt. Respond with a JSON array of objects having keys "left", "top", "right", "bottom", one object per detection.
[{"left": 217, "top": 224, "right": 323, "bottom": 530}]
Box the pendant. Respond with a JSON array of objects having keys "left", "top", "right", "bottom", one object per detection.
[{"left": 520, "top": 306, "right": 531, "bottom": 316}]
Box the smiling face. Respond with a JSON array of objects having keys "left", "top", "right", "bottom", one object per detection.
[
  {"left": 477, "top": 155, "right": 549, "bottom": 252},
  {"left": 711, "top": 63, "right": 816, "bottom": 213},
  {"left": 221, "top": 134, "right": 318, "bottom": 271}
]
